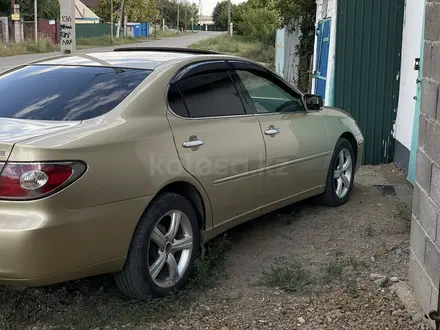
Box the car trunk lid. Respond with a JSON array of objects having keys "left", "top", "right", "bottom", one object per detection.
[{"left": 0, "top": 118, "right": 80, "bottom": 162}]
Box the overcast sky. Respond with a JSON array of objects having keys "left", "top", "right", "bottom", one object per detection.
[{"left": 197, "top": 0, "right": 246, "bottom": 16}]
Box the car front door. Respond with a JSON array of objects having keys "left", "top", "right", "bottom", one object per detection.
[
  {"left": 230, "top": 61, "right": 332, "bottom": 211},
  {"left": 166, "top": 61, "right": 266, "bottom": 228}
]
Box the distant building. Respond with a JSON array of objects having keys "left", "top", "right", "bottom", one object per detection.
[
  {"left": 75, "top": 0, "right": 101, "bottom": 24},
  {"left": 79, "top": 0, "right": 101, "bottom": 11}
]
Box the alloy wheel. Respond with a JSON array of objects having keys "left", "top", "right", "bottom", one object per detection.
[
  {"left": 333, "top": 148, "right": 353, "bottom": 199},
  {"left": 148, "top": 210, "right": 193, "bottom": 288}
]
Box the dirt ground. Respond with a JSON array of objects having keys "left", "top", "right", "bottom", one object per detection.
[{"left": 0, "top": 165, "right": 431, "bottom": 330}]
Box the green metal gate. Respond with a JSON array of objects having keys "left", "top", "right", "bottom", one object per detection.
[{"left": 334, "top": 0, "right": 405, "bottom": 164}]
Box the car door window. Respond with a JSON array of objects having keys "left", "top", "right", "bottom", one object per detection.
[
  {"left": 236, "top": 70, "right": 305, "bottom": 114},
  {"left": 169, "top": 69, "right": 246, "bottom": 118}
]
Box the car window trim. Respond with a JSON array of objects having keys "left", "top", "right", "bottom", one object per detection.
[
  {"left": 227, "top": 60, "right": 308, "bottom": 114},
  {"left": 166, "top": 60, "right": 252, "bottom": 120}
]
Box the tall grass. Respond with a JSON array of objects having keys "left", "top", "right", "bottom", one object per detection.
[
  {"left": 153, "top": 29, "right": 185, "bottom": 38},
  {"left": 76, "top": 35, "right": 147, "bottom": 47},
  {"left": 0, "top": 37, "right": 58, "bottom": 56},
  {"left": 191, "top": 35, "right": 275, "bottom": 68}
]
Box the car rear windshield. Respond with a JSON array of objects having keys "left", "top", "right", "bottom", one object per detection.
[{"left": 0, "top": 65, "right": 151, "bottom": 121}]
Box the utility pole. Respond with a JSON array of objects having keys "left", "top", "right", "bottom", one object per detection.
[
  {"left": 34, "top": 0, "right": 37, "bottom": 42},
  {"left": 177, "top": 0, "right": 180, "bottom": 30},
  {"left": 227, "top": 0, "right": 231, "bottom": 36},
  {"left": 110, "top": 0, "right": 113, "bottom": 41}
]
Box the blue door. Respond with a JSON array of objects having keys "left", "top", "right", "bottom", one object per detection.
[
  {"left": 408, "top": 3, "right": 426, "bottom": 184},
  {"left": 314, "top": 19, "right": 331, "bottom": 99}
]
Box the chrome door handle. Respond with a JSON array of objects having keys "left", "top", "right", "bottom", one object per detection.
[
  {"left": 182, "top": 140, "right": 204, "bottom": 148},
  {"left": 264, "top": 128, "right": 280, "bottom": 135}
]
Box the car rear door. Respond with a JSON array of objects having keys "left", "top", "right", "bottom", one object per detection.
[
  {"left": 230, "top": 61, "right": 332, "bottom": 211},
  {"left": 166, "top": 60, "right": 266, "bottom": 227}
]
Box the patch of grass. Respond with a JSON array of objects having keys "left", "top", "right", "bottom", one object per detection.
[
  {"left": 0, "top": 236, "right": 229, "bottom": 329},
  {"left": 0, "top": 37, "right": 58, "bottom": 56},
  {"left": 345, "top": 279, "right": 360, "bottom": 298},
  {"left": 154, "top": 29, "right": 185, "bottom": 38},
  {"left": 365, "top": 222, "right": 378, "bottom": 237},
  {"left": 394, "top": 200, "right": 412, "bottom": 230},
  {"left": 76, "top": 35, "right": 151, "bottom": 48},
  {"left": 191, "top": 35, "right": 275, "bottom": 69},
  {"left": 262, "top": 259, "right": 314, "bottom": 293},
  {"left": 348, "top": 256, "right": 368, "bottom": 271},
  {"left": 321, "top": 256, "right": 367, "bottom": 284},
  {"left": 335, "top": 250, "right": 345, "bottom": 258},
  {"left": 324, "top": 260, "right": 345, "bottom": 280}
]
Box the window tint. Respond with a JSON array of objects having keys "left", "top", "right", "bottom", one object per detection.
[
  {"left": 0, "top": 65, "right": 151, "bottom": 121},
  {"left": 236, "top": 70, "right": 305, "bottom": 114},
  {"left": 175, "top": 70, "right": 245, "bottom": 118},
  {"left": 168, "top": 83, "right": 188, "bottom": 117}
]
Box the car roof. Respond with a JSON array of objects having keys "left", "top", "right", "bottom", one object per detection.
[{"left": 32, "top": 49, "right": 236, "bottom": 70}]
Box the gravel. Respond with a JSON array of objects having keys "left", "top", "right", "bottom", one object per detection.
[
  {"left": 139, "top": 165, "right": 427, "bottom": 330},
  {"left": 1, "top": 165, "right": 430, "bottom": 329}
]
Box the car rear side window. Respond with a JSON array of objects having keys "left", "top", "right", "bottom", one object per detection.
[
  {"left": 170, "top": 69, "right": 246, "bottom": 118},
  {"left": 0, "top": 65, "right": 151, "bottom": 121}
]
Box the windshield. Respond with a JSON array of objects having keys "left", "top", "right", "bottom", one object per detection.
[{"left": 0, "top": 65, "right": 151, "bottom": 121}]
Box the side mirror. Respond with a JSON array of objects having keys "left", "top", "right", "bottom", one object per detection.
[{"left": 304, "top": 94, "right": 324, "bottom": 110}]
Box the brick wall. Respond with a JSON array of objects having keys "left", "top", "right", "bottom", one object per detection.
[{"left": 410, "top": 0, "right": 440, "bottom": 327}]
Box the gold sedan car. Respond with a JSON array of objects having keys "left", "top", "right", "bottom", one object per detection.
[{"left": 0, "top": 48, "right": 364, "bottom": 299}]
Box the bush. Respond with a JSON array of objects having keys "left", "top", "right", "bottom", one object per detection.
[
  {"left": 236, "top": 7, "right": 278, "bottom": 45},
  {"left": 0, "top": 37, "right": 58, "bottom": 57},
  {"left": 191, "top": 35, "right": 275, "bottom": 68}
]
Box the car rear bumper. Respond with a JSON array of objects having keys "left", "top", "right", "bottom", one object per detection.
[{"left": 0, "top": 195, "right": 153, "bottom": 287}]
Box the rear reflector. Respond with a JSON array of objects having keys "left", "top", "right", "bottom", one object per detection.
[{"left": 0, "top": 162, "right": 86, "bottom": 200}]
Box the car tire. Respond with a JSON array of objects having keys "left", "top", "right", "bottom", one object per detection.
[
  {"left": 114, "top": 192, "right": 200, "bottom": 299},
  {"left": 319, "top": 138, "right": 355, "bottom": 207}
]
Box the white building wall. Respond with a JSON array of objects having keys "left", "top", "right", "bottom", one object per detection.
[
  {"left": 283, "top": 27, "right": 302, "bottom": 87},
  {"left": 395, "top": 0, "right": 425, "bottom": 151}
]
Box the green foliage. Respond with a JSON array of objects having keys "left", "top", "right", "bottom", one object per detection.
[
  {"left": 212, "top": 0, "right": 277, "bottom": 46},
  {"left": 212, "top": 0, "right": 315, "bottom": 91},
  {"left": 98, "top": 0, "right": 198, "bottom": 30},
  {"left": 276, "top": 0, "right": 316, "bottom": 92},
  {"left": 98, "top": 0, "right": 158, "bottom": 23},
  {"left": 212, "top": 0, "right": 232, "bottom": 30},
  {"left": 191, "top": 35, "right": 275, "bottom": 68},
  {"left": 262, "top": 259, "right": 314, "bottom": 292},
  {"left": 236, "top": 7, "right": 277, "bottom": 45},
  {"left": 0, "top": 37, "right": 58, "bottom": 56},
  {"left": 0, "top": 0, "right": 9, "bottom": 16},
  {"left": 0, "top": 0, "right": 60, "bottom": 20}
]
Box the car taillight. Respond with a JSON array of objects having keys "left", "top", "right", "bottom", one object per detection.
[{"left": 0, "top": 161, "right": 86, "bottom": 200}]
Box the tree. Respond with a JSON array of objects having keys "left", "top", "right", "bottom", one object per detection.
[
  {"left": 99, "top": 0, "right": 197, "bottom": 30},
  {"left": 276, "top": 0, "right": 316, "bottom": 91},
  {"left": 212, "top": 1, "right": 228, "bottom": 30},
  {"left": 0, "top": 0, "right": 9, "bottom": 16},
  {"left": 237, "top": 7, "right": 278, "bottom": 45},
  {"left": 212, "top": 0, "right": 242, "bottom": 31},
  {"left": 99, "top": 0, "right": 158, "bottom": 23},
  {"left": 0, "top": 0, "right": 60, "bottom": 20}
]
